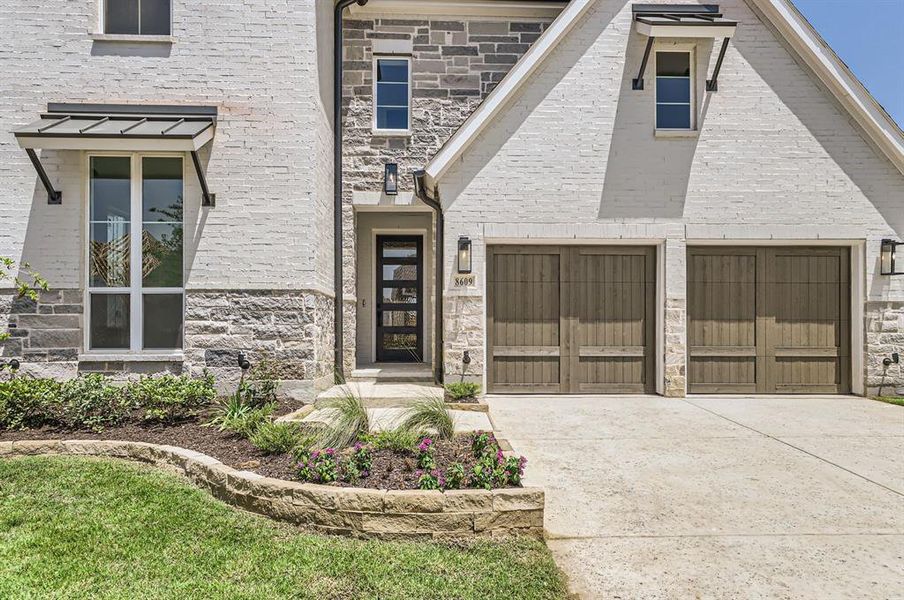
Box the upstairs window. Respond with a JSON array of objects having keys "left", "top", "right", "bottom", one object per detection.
[
  {"left": 104, "top": 0, "right": 172, "bottom": 36},
  {"left": 88, "top": 155, "right": 184, "bottom": 352},
  {"left": 655, "top": 51, "right": 693, "bottom": 130},
  {"left": 374, "top": 57, "right": 411, "bottom": 133}
]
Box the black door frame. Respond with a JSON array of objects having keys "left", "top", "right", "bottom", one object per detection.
[{"left": 376, "top": 234, "right": 424, "bottom": 362}]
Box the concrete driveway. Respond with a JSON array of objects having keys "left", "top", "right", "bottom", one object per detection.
[{"left": 486, "top": 395, "right": 904, "bottom": 599}]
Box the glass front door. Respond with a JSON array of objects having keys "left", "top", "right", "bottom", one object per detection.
[{"left": 376, "top": 235, "right": 423, "bottom": 362}]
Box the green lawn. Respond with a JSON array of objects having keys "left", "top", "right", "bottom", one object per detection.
[
  {"left": 0, "top": 456, "right": 566, "bottom": 600},
  {"left": 872, "top": 396, "right": 904, "bottom": 407}
]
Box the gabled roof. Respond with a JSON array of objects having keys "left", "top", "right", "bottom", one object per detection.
[{"left": 423, "top": 0, "right": 904, "bottom": 188}]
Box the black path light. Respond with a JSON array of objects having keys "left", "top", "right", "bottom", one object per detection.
[
  {"left": 880, "top": 239, "right": 903, "bottom": 275},
  {"left": 457, "top": 236, "right": 472, "bottom": 274},
  {"left": 384, "top": 162, "right": 399, "bottom": 196}
]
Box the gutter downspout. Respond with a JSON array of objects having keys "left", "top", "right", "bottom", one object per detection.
[
  {"left": 413, "top": 170, "right": 444, "bottom": 385},
  {"left": 334, "top": 0, "right": 368, "bottom": 383}
]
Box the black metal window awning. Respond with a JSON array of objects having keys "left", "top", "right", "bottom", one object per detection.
[
  {"left": 13, "top": 104, "right": 217, "bottom": 206},
  {"left": 631, "top": 4, "right": 738, "bottom": 91}
]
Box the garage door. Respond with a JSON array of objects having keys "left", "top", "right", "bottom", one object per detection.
[
  {"left": 487, "top": 246, "right": 655, "bottom": 394},
  {"left": 688, "top": 247, "right": 850, "bottom": 394}
]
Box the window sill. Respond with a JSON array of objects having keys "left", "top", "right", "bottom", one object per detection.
[
  {"left": 654, "top": 129, "right": 699, "bottom": 139},
  {"left": 89, "top": 33, "right": 175, "bottom": 44},
  {"left": 372, "top": 129, "right": 412, "bottom": 138},
  {"left": 78, "top": 352, "right": 184, "bottom": 363}
]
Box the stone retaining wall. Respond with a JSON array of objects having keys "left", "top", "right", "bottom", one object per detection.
[{"left": 0, "top": 439, "right": 544, "bottom": 540}]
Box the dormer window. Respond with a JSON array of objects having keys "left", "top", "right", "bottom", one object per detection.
[
  {"left": 104, "top": 0, "right": 172, "bottom": 36},
  {"left": 374, "top": 57, "right": 411, "bottom": 134},
  {"left": 655, "top": 51, "right": 693, "bottom": 130}
]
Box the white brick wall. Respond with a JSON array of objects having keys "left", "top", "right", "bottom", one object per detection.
[
  {"left": 438, "top": 0, "right": 904, "bottom": 392},
  {"left": 0, "top": 0, "right": 335, "bottom": 293}
]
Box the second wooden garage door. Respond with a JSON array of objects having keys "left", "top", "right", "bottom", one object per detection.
[
  {"left": 688, "top": 247, "right": 850, "bottom": 394},
  {"left": 487, "top": 246, "right": 655, "bottom": 394}
]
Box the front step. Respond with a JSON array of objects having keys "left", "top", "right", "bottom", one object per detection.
[
  {"left": 349, "top": 363, "right": 434, "bottom": 384},
  {"left": 316, "top": 382, "right": 443, "bottom": 408}
]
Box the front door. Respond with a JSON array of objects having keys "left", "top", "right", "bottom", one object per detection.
[{"left": 376, "top": 235, "right": 423, "bottom": 362}]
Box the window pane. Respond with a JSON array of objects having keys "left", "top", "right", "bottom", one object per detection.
[
  {"left": 382, "top": 333, "right": 417, "bottom": 351},
  {"left": 656, "top": 52, "right": 690, "bottom": 76},
  {"left": 382, "top": 241, "right": 417, "bottom": 258},
  {"left": 142, "top": 223, "right": 183, "bottom": 287},
  {"left": 105, "top": 0, "right": 139, "bottom": 34},
  {"left": 656, "top": 104, "right": 692, "bottom": 129},
  {"left": 90, "top": 222, "right": 131, "bottom": 287},
  {"left": 382, "top": 311, "right": 417, "bottom": 327},
  {"left": 90, "top": 157, "right": 131, "bottom": 288},
  {"left": 142, "top": 157, "right": 182, "bottom": 221},
  {"left": 382, "top": 287, "right": 418, "bottom": 303},
  {"left": 382, "top": 264, "right": 417, "bottom": 282},
  {"left": 376, "top": 107, "right": 409, "bottom": 130},
  {"left": 90, "top": 294, "right": 130, "bottom": 349},
  {"left": 377, "top": 82, "right": 408, "bottom": 107},
  {"left": 656, "top": 77, "right": 690, "bottom": 104},
  {"left": 142, "top": 157, "right": 183, "bottom": 287},
  {"left": 376, "top": 59, "right": 408, "bottom": 83},
  {"left": 143, "top": 294, "right": 183, "bottom": 349},
  {"left": 140, "top": 0, "right": 171, "bottom": 35}
]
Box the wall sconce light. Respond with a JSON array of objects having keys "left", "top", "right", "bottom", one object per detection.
[
  {"left": 457, "top": 236, "right": 472, "bottom": 274},
  {"left": 880, "top": 239, "right": 903, "bottom": 276},
  {"left": 384, "top": 163, "right": 399, "bottom": 196}
]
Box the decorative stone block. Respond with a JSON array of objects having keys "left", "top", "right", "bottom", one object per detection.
[{"left": 383, "top": 490, "right": 445, "bottom": 513}]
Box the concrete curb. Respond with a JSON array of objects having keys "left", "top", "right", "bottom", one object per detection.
[{"left": 0, "top": 439, "right": 544, "bottom": 540}]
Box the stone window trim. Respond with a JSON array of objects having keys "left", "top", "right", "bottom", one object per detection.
[
  {"left": 372, "top": 55, "right": 413, "bottom": 137},
  {"left": 98, "top": 0, "right": 173, "bottom": 37},
  {"left": 653, "top": 41, "right": 697, "bottom": 135},
  {"left": 83, "top": 152, "right": 185, "bottom": 356}
]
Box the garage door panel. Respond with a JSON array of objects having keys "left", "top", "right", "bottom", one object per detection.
[
  {"left": 689, "top": 246, "right": 850, "bottom": 394},
  {"left": 487, "top": 245, "right": 655, "bottom": 394}
]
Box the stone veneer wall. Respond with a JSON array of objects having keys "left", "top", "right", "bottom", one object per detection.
[
  {"left": 865, "top": 301, "right": 904, "bottom": 396},
  {"left": 0, "top": 440, "right": 545, "bottom": 540},
  {"left": 2, "top": 289, "right": 335, "bottom": 399},
  {"left": 341, "top": 15, "right": 553, "bottom": 373}
]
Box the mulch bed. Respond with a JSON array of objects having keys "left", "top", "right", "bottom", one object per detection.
[{"left": 0, "top": 421, "right": 507, "bottom": 490}]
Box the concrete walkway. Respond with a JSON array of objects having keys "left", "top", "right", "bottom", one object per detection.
[{"left": 486, "top": 395, "right": 904, "bottom": 599}]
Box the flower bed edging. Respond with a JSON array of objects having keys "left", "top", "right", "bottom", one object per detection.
[{"left": 0, "top": 439, "right": 544, "bottom": 540}]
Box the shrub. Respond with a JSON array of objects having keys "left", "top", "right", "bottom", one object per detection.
[
  {"left": 360, "top": 427, "right": 420, "bottom": 452},
  {"left": 296, "top": 448, "right": 340, "bottom": 483},
  {"left": 444, "top": 382, "right": 481, "bottom": 400},
  {"left": 313, "top": 390, "right": 370, "bottom": 449},
  {"left": 0, "top": 377, "right": 62, "bottom": 430},
  {"left": 249, "top": 421, "right": 307, "bottom": 455},
  {"left": 127, "top": 372, "right": 216, "bottom": 423},
  {"left": 399, "top": 396, "right": 454, "bottom": 440},
  {"left": 57, "top": 375, "right": 130, "bottom": 431}
]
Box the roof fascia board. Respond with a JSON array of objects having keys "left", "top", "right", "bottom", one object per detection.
[
  {"left": 348, "top": 0, "right": 567, "bottom": 18},
  {"left": 425, "top": 0, "right": 597, "bottom": 185},
  {"left": 747, "top": 0, "right": 904, "bottom": 174}
]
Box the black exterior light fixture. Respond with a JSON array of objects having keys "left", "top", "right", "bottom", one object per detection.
[
  {"left": 880, "top": 239, "right": 904, "bottom": 276},
  {"left": 384, "top": 162, "right": 399, "bottom": 195},
  {"left": 6, "top": 359, "right": 20, "bottom": 372},
  {"left": 457, "top": 236, "right": 472, "bottom": 274},
  {"left": 237, "top": 352, "right": 251, "bottom": 371}
]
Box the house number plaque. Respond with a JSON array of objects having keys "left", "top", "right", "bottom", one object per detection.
[{"left": 453, "top": 274, "right": 476, "bottom": 287}]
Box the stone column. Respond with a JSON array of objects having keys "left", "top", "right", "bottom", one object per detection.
[{"left": 663, "top": 237, "right": 687, "bottom": 397}]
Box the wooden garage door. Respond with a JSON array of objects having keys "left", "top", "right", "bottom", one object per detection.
[
  {"left": 487, "top": 246, "right": 655, "bottom": 394},
  {"left": 688, "top": 247, "right": 850, "bottom": 394}
]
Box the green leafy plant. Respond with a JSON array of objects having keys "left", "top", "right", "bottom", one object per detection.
[
  {"left": 206, "top": 395, "right": 275, "bottom": 437},
  {"left": 444, "top": 382, "right": 481, "bottom": 401},
  {"left": 416, "top": 437, "right": 436, "bottom": 470},
  {"left": 126, "top": 372, "right": 216, "bottom": 423},
  {"left": 0, "top": 377, "right": 62, "bottom": 429},
  {"left": 296, "top": 448, "right": 339, "bottom": 484},
  {"left": 312, "top": 389, "right": 370, "bottom": 449},
  {"left": 359, "top": 427, "right": 420, "bottom": 452},
  {"left": 417, "top": 470, "right": 442, "bottom": 490},
  {"left": 237, "top": 358, "right": 280, "bottom": 408},
  {"left": 249, "top": 421, "right": 307, "bottom": 455},
  {"left": 342, "top": 442, "right": 373, "bottom": 484},
  {"left": 0, "top": 257, "right": 48, "bottom": 347},
  {"left": 445, "top": 462, "right": 466, "bottom": 490},
  {"left": 399, "top": 396, "right": 454, "bottom": 440},
  {"left": 57, "top": 375, "right": 130, "bottom": 431}
]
